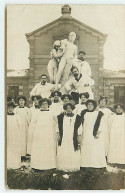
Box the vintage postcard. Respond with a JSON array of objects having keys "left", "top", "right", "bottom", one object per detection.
[{"left": 6, "top": 4, "right": 125, "bottom": 190}]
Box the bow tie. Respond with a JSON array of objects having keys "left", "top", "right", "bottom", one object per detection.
[
  {"left": 116, "top": 113, "right": 122, "bottom": 115},
  {"left": 81, "top": 102, "right": 86, "bottom": 105}
]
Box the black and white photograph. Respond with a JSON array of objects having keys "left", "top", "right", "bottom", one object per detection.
[{"left": 6, "top": 4, "right": 125, "bottom": 190}]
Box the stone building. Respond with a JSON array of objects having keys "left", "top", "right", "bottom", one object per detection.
[{"left": 7, "top": 5, "right": 125, "bottom": 106}]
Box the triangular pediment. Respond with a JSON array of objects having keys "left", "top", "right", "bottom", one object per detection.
[{"left": 26, "top": 16, "right": 107, "bottom": 42}]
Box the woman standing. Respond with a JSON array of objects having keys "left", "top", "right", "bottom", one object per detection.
[
  {"left": 27, "top": 95, "right": 41, "bottom": 156},
  {"left": 74, "top": 92, "right": 89, "bottom": 114},
  {"left": 56, "top": 103, "right": 82, "bottom": 172},
  {"left": 14, "top": 96, "right": 30, "bottom": 156},
  {"left": 7, "top": 102, "right": 22, "bottom": 169},
  {"left": 98, "top": 96, "right": 112, "bottom": 157},
  {"left": 108, "top": 104, "right": 125, "bottom": 166},
  {"left": 31, "top": 98, "right": 56, "bottom": 171},
  {"left": 80, "top": 99, "right": 106, "bottom": 169}
]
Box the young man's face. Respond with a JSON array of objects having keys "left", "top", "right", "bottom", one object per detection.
[
  {"left": 8, "top": 106, "right": 14, "bottom": 113},
  {"left": 72, "top": 68, "right": 79, "bottom": 77},
  {"left": 78, "top": 53, "right": 85, "bottom": 61},
  {"left": 66, "top": 105, "right": 73, "bottom": 114},
  {"left": 40, "top": 76, "right": 47, "bottom": 84},
  {"left": 100, "top": 99, "right": 107, "bottom": 107},
  {"left": 87, "top": 102, "right": 94, "bottom": 111},
  {"left": 41, "top": 101, "right": 48, "bottom": 110},
  {"left": 33, "top": 97, "right": 39, "bottom": 105},
  {"left": 19, "top": 99, "right": 25, "bottom": 107},
  {"left": 116, "top": 105, "right": 123, "bottom": 114},
  {"left": 81, "top": 95, "right": 87, "bottom": 103},
  {"left": 54, "top": 93, "right": 59, "bottom": 101}
]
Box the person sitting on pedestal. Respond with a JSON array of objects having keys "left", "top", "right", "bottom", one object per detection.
[
  {"left": 64, "top": 66, "right": 94, "bottom": 103},
  {"left": 30, "top": 74, "right": 61, "bottom": 98}
]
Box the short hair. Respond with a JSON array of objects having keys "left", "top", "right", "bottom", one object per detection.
[
  {"left": 79, "top": 92, "right": 90, "bottom": 99},
  {"left": 39, "top": 98, "right": 52, "bottom": 106},
  {"left": 51, "top": 91, "right": 62, "bottom": 97},
  {"left": 98, "top": 96, "right": 108, "bottom": 104},
  {"left": 63, "top": 103, "right": 75, "bottom": 111},
  {"left": 85, "top": 99, "right": 97, "bottom": 110},
  {"left": 79, "top": 51, "right": 86, "bottom": 55},
  {"left": 7, "top": 102, "right": 16, "bottom": 108},
  {"left": 31, "top": 95, "right": 42, "bottom": 101},
  {"left": 17, "top": 96, "right": 27, "bottom": 105},
  {"left": 70, "top": 66, "right": 79, "bottom": 73},
  {"left": 40, "top": 74, "right": 47, "bottom": 79}
]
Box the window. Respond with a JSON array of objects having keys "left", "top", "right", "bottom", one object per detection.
[
  {"left": 8, "top": 85, "right": 19, "bottom": 101},
  {"left": 114, "top": 86, "right": 125, "bottom": 104}
]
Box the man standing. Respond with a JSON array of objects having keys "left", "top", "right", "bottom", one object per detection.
[
  {"left": 30, "top": 74, "right": 59, "bottom": 98},
  {"left": 64, "top": 66, "right": 94, "bottom": 103},
  {"left": 77, "top": 51, "right": 91, "bottom": 77}
]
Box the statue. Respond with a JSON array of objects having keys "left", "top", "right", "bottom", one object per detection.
[{"left": 53, "top": 32, "right": 78, "bottom": 89}]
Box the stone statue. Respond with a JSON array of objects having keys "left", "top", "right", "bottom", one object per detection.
[{"left": 55, "top": 32, "right": 78, "bottom": 89}]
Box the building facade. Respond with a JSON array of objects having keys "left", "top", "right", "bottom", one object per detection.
[{"left": 7, "top": 5, "right": 125, "bottom": 106}]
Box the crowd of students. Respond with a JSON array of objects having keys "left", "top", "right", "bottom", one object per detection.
[{"left": 7, "top": 90, "right": 125, "bottom": 172}]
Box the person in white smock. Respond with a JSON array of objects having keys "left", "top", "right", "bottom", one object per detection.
[
  {"left": 80, "top": 99, "right": 106, "bottom": 169},
  {"left": 27, "top": 95, "right": 41, "bottom": 156},
  {"left": 56, "top": 103, "right": 82, "bottom": 172},
  {"left": 14, "top": 96, "right": 30, "bottom": 156},
  {"left": 97, "top": 96, "right": 112, "bottom": 158},
  {"left": 49, "top": 91, "right": 62, "bottom": 116},
  {"left": 108, "top": 104, "right": 125, "bottom": 166},
  {"left": 30, "top": 74, "right": 61, "bottom": 98},
  {"left": 31, "top": 98, "right": 56, "bottom": 171},
  {"left": 7, "top": 102, "right": 22, "bottom": 169},
  {"left": 74, "top": 92, "right": 89, "bottom": 115},
  {"left": 64, "top": 66, "right": 94, "bottom": 100},
  {"left": 77, "top": 51, "right": 91, "bottom": 77}
]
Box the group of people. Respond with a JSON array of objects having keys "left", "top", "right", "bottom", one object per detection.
[
  {"left": 7, "top": 89, "right": 125, "bottom": 172},
  {"left": 7, "top": 31, "right": 125, "bottom": 172}
]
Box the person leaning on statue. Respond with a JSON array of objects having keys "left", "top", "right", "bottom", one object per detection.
[
  {"left": 64, "top": 66, "right": 94, "bottom": 103},
  {"left": 30, "top": 74, "right": 61, "bottom": 98}
]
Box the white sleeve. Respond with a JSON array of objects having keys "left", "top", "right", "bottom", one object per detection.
[
  {"left": 30, "top": 84, "right": 38, "bottom": 97},
  {"left": 65, "top": 80, "right": 72, "bottom": 92}
]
